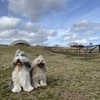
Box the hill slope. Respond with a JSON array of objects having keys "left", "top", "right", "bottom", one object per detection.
[{"left": 0, "top": 46, "right": 100, "bottom": 100}]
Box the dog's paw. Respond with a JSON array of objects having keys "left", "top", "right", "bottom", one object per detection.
[
  {"left": 12, "top": 87, "right": 21, "bottom": 93},
  {"left": 40, "top": 81, "right": 47, "bottom": 87},
  {"left": 24, "top": 86, "right": 34, "bottom": 92},
  {"left": 34, "top": 84, "right": 41, "bottom": 88},
  {"left": 27, "top": 87, "right": 34, "bottom": 92},
  {"left": 41, "top": 83, "right": 47, "bottom": 87}
]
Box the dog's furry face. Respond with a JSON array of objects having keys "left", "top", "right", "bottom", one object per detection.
[
  {"left": 12, "top": 49, "right": 31, "bottom": 70},
  {"left": 33, "top": 55, "right": 46, "bottom": 68}
]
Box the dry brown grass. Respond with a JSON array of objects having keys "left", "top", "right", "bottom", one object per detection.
[{"left": 0, "top": 45, "right": 100, "bottom": 100}]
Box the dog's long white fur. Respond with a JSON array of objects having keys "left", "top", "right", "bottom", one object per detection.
[{"left": 12, "top": 49, "right": 34, "bottom": 93}]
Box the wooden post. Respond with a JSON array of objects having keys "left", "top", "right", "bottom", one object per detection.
[
  {"left": 86, "top": 47, "right": 88, "bottom": 56},
  {"left": 79, "top": 47, "right": 81, "bottom": 54},
  {"left": 99, "top": 45, "right": 100, "bottom": 52}
]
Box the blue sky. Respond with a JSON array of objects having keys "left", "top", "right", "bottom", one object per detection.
[{"left": 0, "top": 0, "right": 100, "bottom": 46}]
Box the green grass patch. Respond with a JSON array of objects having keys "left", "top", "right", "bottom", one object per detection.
[{"left": 0, "top": 46, "right": 100, "bottom": 100}]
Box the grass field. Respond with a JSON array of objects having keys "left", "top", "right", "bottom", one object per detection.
[{"left": 0, "top": 46, "right": 100, "bottom": 100}]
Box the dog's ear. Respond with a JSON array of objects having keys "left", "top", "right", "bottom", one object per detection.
[
  {"left": 30, "top": 67, "right": 33, "bottom": 82},
  {"left": 20, "top": 51, "right": 28, "bottom": 58},
  {"left": 38, "top": 55, "right": 43, "bottom": 58},
  {"left": 15, "top": 49, "right": 20, "bottom": 56},
  {"left": 12, "top": 58, "right": 16, "bottom": 70},
  {"left": 31, "top": 59, "right": 37, "bottom": 68},
  {"left": 24, "top": 61, "right": 31, "bottom": 68},
  {"left": 16, "top": 49, "right": 20, "bottom": 53}
]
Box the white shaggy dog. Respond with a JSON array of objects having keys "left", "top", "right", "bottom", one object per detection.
[
  {"left": 31, "top": 55, "right": 47, "bottom": 88},
  {"left": 11, "top": 49, "right": 34, "bottom": 93}
]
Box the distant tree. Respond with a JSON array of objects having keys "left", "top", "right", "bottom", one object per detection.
[
  {"left": 70, "top": 42, "right": 84, "bottom": 48},
  {"left": 78, "top": 45, "right": 84, "bottom": 47},
  {"left": 89, "top": 42, "right": 93, "bottom": 47},
  {"left": 36, "top": 44, "right": 40, "bottom": 46},
  {"left": 54, "top": 44, "right": 59, "bottom": 47},
  {"left": 70, "top": 42, "right": 78, "bottom": 47}
]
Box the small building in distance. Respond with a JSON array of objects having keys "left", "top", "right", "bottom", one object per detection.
[{"left": 10, "top": 40, "right": 31, "bottom": 46}]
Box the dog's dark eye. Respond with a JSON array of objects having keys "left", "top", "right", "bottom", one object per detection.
[
  {"left": 38, "top": 60, "right": 40, "bottom": 61},
  {"left": 21, "top": 54, "right": 26, "bottom": 57},
  {"left": 21, "top": 54, "right": 24, "bottom": 56},
  {"left": 41, "top": 60, "right": 43, "bottom": 61}
]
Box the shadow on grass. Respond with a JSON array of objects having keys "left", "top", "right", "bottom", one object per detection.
[{"left": 47, "top": 76, "right": 61, "bottom": 87}]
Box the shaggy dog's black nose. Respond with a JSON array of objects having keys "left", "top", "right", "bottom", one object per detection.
[{"left": 17, "top": 59, "right": 20, "bottom": 62}]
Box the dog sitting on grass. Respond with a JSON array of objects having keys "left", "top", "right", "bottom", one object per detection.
[
  {"left": 7, "top": 49, "right": 34, "bottom": 93},
  {"left": 31, "top": 55, "right": 48, "bottom": 89}
]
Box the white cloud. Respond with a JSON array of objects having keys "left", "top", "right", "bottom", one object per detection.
[
  {"left": 0, "top": 30, "right": 17, "bottom": 38},
  {"left": 88, "top": 37, "right": 99, "bottom": 41},
  {"left": 47, "top": 30, "right": 57, "bottom": 36},
  {"left": 0, "top": 16, "right": 57, "bottom": 45},
  {"left": 76, "top": 20, "right": 92, "bottom": 26},
  {"left": 61, "top": 20, "right": 100, "bottom": 46},
  {"left": 68, "top": 38, "right": 88, "bottom": 46},
  {"left": 74, "top": 39, "right": 87, "bottom": 44},
  {"left": 0, "top": 16, "right": 20, "bottom": 30},
  {"left": 70, "top": 20, "right": 100, "bottom": 34},
  {"left": 84, "top": 31, "right": 96, "bottom": 36},
  {"left": 70, "top": 20, "right": 95, "bottom": 33},
  {"left": 7, "top": 0, "right": 67, "bottom": 22},
  {"left": 94, "top": 25, "right": 100, "bottom": 31},
  {"left": 63, "top": 33, "right": 79, "bottom": 41}
]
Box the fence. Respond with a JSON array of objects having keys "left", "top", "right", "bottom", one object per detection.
[{"left": 44, "top": 45, "right": 100, "bottom": 55}]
